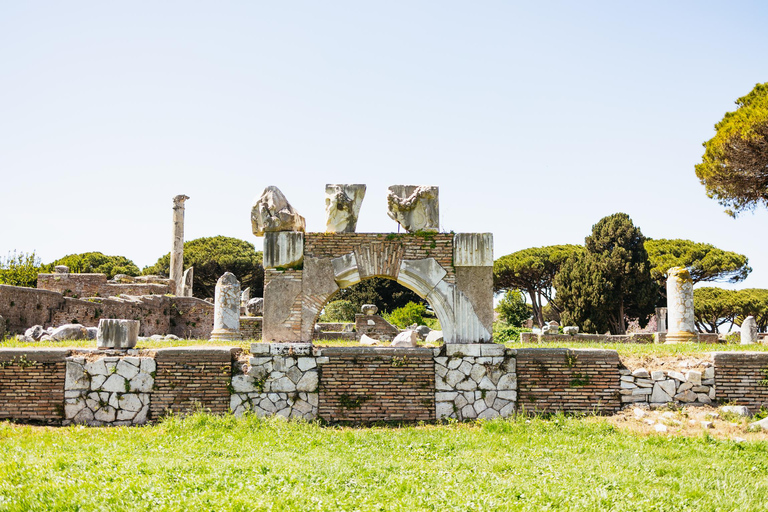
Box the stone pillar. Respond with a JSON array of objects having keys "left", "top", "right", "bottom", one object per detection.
[
  {"left": 741, "top": 316, "right": 758, "bottom": 345},
  {"left": 655, "top": 307, "right": 667, "bottom": 333},
  {"left": 665, "top": 267, "right": 696, "bottom": 344},
  {"left": 210, "top": 272, "right": 241, "bottom": 341},
  {"left": 170, "top": 194, "right": 189, "bottom": 296},
  {"left": 181, "top": 267, "right": 194, "bottom": 297}
]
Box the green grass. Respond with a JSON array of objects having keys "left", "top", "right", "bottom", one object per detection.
[{"left": 0, "top": 413, "right": 766, "bottom": 511}]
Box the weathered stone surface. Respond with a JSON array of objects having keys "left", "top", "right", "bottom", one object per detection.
[
  {"left": 741, "top": 316, "right": 758, "bottom": 345},
  {"left": 25, "top": 325, "right": 44, "bottom": 341},
  {"left": 330, "top": 253, "right": 360, "bottom": 289},
  {"left": 415, "top": 325, "right": 431, "bottom": 339},
  {"left": 54, "top": 265, "right": 70, "bottom": 273},
  {"left": 426, "top": 330, "right": 444, "bottom": 343},
  {"left": 665, "top": 267, "right": 696, "bottom": 343},
  {"left": 325, "top": 184, "right": 366, "bottom": 233},
  {"left": 562, "top": 326, "right": 579, "bottom": 336},
  {"left": 453, "top": 233, "right": 493, "bottom": 267},
  {"left": 251, "top": 186, "right": 306, "bottom": 236},
  {"left": 97, "top": 319, "right": 140, "bottom": 349},
  {"left": 170, "top": 194, "right": 189, "bottom": 296},
  {"left": 721, "top": 405, "right": 750, "bottom": 417},
  {"left": 398, "top": 258, "right": 446, "bottom": 296},
  {"left": 246, "top": 297, "right": 264, "bottom": 317},
  {"left": 650, "top": 383, "right": 672, "bottom": 403},
  {"left": 391, "top": 330, "right": 418, "bottom": 348},
  {"left": 264, "top": 231, "right": 304, "bottom": 269},
  {"left": 51, "top": 324, "right": 89, "bottom": 341},
  {"left": 361, "top": 304, "right": 378, "bottom": 316},
  {"left": 455, "top": 266, "right": 494, "bottom": 337},
  {"left": 210, "top": 272, "right": 241, "bottom": 341},
  {"left": 632, "top": 368, "right": 650, "bottom": 379},
  {"left": 181, "top": 267, "right": 194, "bottom": 297},
  {"left": 386, "top": 185, "right": 439, "bottom": 232}
]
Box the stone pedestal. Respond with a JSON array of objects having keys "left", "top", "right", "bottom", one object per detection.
[
  {"left": 665, "top": 267, "right": 696, "bottom": 344},
  {"left": 181, "top": 267, "right": 194, "bottom": 297},
  {"left": 170, "top": 195, "right": 189, "bottom": 296},
  {"left": 210, "top": 272, "right": 242, "bottom": 341},
  {"left": 741, "top": 316, "right": 758, "bottom": 345},
  {"left": 97, "top": 319, "right": 140, "bottom": 349}
]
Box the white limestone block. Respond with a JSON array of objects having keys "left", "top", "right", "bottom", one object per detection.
[
  {"left": 391, "top": 330, "right": 418, "bottom": 348},
  {"left": 386, "top": 185, "right": 439, "bottom": 232},
  {"left": 296, "top": 371, "right": 318, "bottom": 392},
  {"left": 101, "top": 375, "right": 127, "bottom": 393},
  {"left": 263, "top": 231, "right": 304, "bottom": 268},
  {"left": 251, "top": 186, "right": 306, "bottom": 236},
  {"left": 325, "top": 184, "right": 366, "bottom": 233},
  {"left": 453, "top": 233, "right": 493, "bottom": 267},
  {"left": 97, "top": 319, "right": 140, "bottom": 349}
]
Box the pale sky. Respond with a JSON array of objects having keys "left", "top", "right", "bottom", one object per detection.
[{"left": 1, "top": 2, "right": 767, "bottom": 288}]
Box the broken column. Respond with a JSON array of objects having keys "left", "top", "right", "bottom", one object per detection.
[
  {"left": 181, "top": 267, "right": 194, "bottom": 297},
  {"left": 325, "top": 184, "right": 366, "bottom": 233},
  {"left": 170, "top": 194, "right": 189, "bottom": 296},
  {"left": 741, "top": 316, "right": 758, "bottom": 345},
  {"left": 210, "top": 272, "right": 242, "bottom": 341},
  {"left": 665, "top": 267, "right": 696, "bottom": 343},
  {"left": 97, "top": 319, "right": 140, "bottom": 349},
  {"left": 386, "top": 185, "right": 439, "bottom": 232},
  {"left": 655, "top": 307, "right": 667, "bottom": 333}
]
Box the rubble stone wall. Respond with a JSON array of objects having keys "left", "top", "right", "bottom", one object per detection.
[
  {"left": 714, "top": 352, "right": 768, "bottom": 411},
  {"left": 619, "top": 365, "right": 715, "bottom": 407},
  {"left": 318, "top": 347, "right": 435, "bottom": 423},
  {"left": 0, "top": 349, "right": 67, "bottom": 422},
  {"left": 434, "top": 343, "right": 517, "bottom": 420},
  {"left": 515, "top": 348, "right": 622, "bottom": 414}
]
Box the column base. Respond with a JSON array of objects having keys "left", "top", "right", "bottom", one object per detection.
[
  {"left": 664, "top": 331, "right": 697, "bottom": 344},
  {"left": 209, "top": 329, "right": 242, "bottom": 342}
]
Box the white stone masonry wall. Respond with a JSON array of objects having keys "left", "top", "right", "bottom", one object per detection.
[
  {"left": 620, "top": 365, "right": 715, "bottom": 406},
  {"left": 64, "top": 355, "right": 155, "bottom": 426},
  {"left": 230, "top": 343, "right": 326, "bottom": 419},
  {"left": 434, "top": 343, "right": 517, "bottom": 420}
]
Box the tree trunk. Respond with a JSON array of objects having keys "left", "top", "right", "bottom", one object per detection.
[{"left": 528, "top": 288, "right": 544, "bottom": 328}]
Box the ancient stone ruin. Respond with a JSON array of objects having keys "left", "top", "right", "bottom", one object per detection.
[{"left": 252, "top": 185, "right": 493, "bottom": 345}]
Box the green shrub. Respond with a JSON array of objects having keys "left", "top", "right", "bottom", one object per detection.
[
  {"left": 493, "top": 323, "right": 531, "bottom": 343},
  {"left": 0, "top": 251, "right": 49, "bottom": 288},
  {"left": 321, "top": 300, "right": 356, "bottom": 322},
  {"left": 495, "top": 289, "right": 531, "bottom": 327},
  {"left": 50, "top": 252, "right": 140, "bottom": 279},
  {"left": 143, "top": 236, "right": 263, "bottom": 299},
  {"left": 386, "top": 302, "right": 427, "bottom": 328}
]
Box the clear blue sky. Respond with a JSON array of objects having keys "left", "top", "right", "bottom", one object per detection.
[{"left": 1, "top": 2, "right": 767, "bottom": 288}]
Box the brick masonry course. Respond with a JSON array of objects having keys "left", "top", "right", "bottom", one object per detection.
[
  {"left": 318, "top": 347, "right": 436, "bottom": 423},
  {"left": 714, "top": 352, "right": 768, "bottom": 412},
  {"left": 0, "top": 348, "right": 68, "bottom": 423}
]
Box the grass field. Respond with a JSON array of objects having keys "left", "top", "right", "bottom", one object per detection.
[{"left": 1, "top": 413, "right": 767, "bottom": 511}]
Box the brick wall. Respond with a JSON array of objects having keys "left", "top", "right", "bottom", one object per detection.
[
  {"left": 38, "top": 273, "right": 172, "bottom": 298},
  {"left": 240, "top": 317, "right": 263, "bottom": 340},
  {"left": 0, "top": 285, "right": 65, "bottom": 333},
  {"left": 714, "top": 352, "right": 768, "bottom": 411},
  {"left": 515, "top": 348, "right": 621, "bottom": 414},
  {"left": 303, "top": 233, "right": 456, "bottom": 282},
  {"left": 318, "top": 347, "right": 435, "bottom": 423},
  {"left": 0, "top": 349, "right": 68, "bottom": 423},
  {"left": 0, "top": 284, "right": 213, "bottom": 338},
  {"left": 169, "top": 297, "right": 214, "bottom": 339},
  {"left": 150, "top": 347, "right": 239, "bottom": 418}
]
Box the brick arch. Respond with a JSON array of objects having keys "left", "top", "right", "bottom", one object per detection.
[{"left": 262, "top": 232, "right": 493, "bottom": 344}]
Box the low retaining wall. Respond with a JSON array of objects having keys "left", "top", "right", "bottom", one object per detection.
[
  {"left": 714, "top": 352, "right": 768, "bottom": 411},
  {"left": 3, "top": 347, "right": 768, "bottom": 426},
  {"left": 0, "top": 349, "right": 67, "bottom": 423},
  {"left": 319, "top": 347, "right": 435, "bottom": 423},
  {"left": 515, "top": 348, "right": 622, "bottom": 414}
]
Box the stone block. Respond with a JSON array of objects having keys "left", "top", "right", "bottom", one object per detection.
[
  {"left": 386, "top": 185, "right": 439, "bottom": 232},
  {"left": 453, "top": 233, "right": 493, "bottom": 267},
  {"left": 264, "top": 231, "right": 304, "bottom": 269},
  {"left": 325, "top": 184, "right": 366, "bottom": 233}
]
